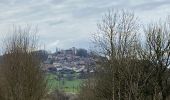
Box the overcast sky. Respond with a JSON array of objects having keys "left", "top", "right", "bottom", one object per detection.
[{"left": 0, "top": 0, "right": 170, "bottom": 52}]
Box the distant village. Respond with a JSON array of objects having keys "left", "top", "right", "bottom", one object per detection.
[{"left": 42, "top": 47, "right": 97, "bottom": 78}]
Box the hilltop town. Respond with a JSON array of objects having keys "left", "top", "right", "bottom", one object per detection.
[{"left": 42, "top": 47, "right": 96, "bottom": 78}]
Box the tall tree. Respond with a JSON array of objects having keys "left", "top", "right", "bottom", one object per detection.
[
  {"left": 93, "top": 9, "right": 139, "bottom": 100},
  {"left": 0, "top": 26, "right": 47, "bottom": 100},
  {"left": 144, "top": 22, "right": 170, "bottom": 100}
]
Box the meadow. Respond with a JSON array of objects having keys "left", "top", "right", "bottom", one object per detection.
[{"left": 47, "top": 72, "right": 83, "bottom": 93}]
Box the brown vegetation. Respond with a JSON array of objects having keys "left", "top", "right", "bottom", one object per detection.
[
  {"left": 0, "top": 26, "right": 47, "bottom": 100},
  {"left": 78, "top": 9, "right": 170, "bottom": 100}
]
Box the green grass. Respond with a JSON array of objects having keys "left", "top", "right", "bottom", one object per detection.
[{"left": 46, "top": 72, "right": 83, "bottom": 93}]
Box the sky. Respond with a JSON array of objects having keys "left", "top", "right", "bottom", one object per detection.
[{"left": 0, "top": 0, "right": 170, "bottom": 52}]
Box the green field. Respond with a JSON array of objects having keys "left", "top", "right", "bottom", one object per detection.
[{"left": 46, "top": 72, "right": 83, "bottom": 93}]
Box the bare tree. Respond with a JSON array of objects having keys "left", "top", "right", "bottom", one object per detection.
[
  {"left": 144, "top": 21, "right": 170, "bottom": 100},
  {"left": 0, "top": 26, "right": 47, "bottom": 100},
  {"left": 78, "top": 9, "right": 170, "bottom": 100},
  {"left": 77, "top": 9, "right": 142, "bottom": 100},
  {"left": 93, "top": 9, "right": 139, "bottom": 100}
]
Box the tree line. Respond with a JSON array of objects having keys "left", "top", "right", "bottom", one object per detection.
[{"left": 78, "top": 9, "right": 170, "bottom": 100}]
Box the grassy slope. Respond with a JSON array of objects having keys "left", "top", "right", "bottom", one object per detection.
[{"left": 47, "top": 72, "right": 83, "bottom": 93}]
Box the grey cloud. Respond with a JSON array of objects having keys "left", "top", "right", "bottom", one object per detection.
[
  {"left": 66, "top": 0, "right": 127, "bottom": 19},
  {"left": 50, "top": 0, "right": 68, "bottom": 4},
  {"left": 0, "top": 0, "right": 169, "bottom": 51},
  {"left": 0, "top": 0, "right": 14, "bottom": 5},
  {"left": 132, "top": 0, "right": 170, "bottom": 11},
  {"left": 72, "top": 6, "right": 105, "bottom": 19},
  {"left": 48, "top": 20, "right": 65, "bottom": 26}
]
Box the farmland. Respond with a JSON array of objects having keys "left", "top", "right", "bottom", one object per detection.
[{"left": 47, "top": 72, "right": 83, "bottom": 93}]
